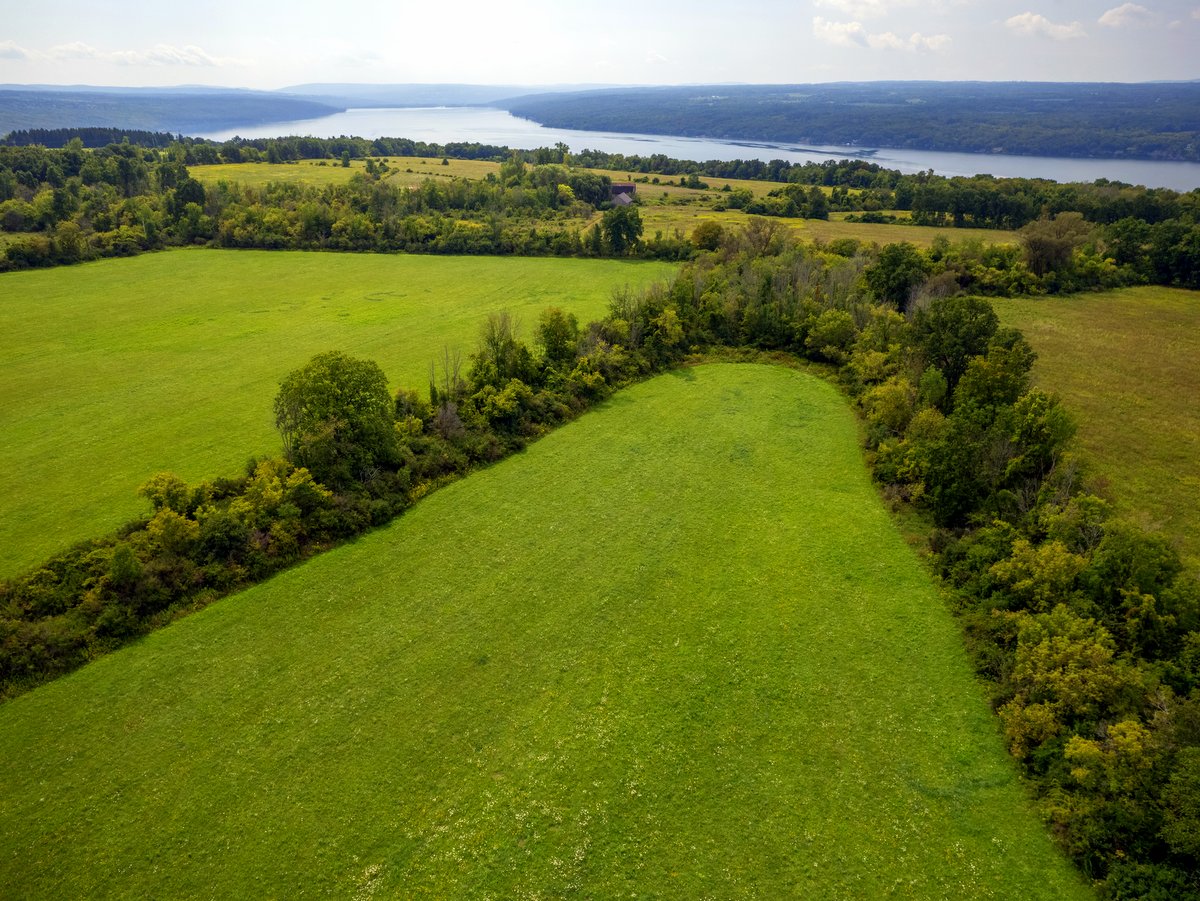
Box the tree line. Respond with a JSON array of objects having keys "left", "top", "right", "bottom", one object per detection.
[
  {"left": 0, "top": 140, "right": 700, "bottom": 267},
  {"left": 2, "top": 136, "right": 1199, "bottom": 284},
  {"left": 2, "top": 220, "right": 1196, "bottom": 896},
  {"left": 0, "top": 133, "right": 1195, "bottom": 269}
]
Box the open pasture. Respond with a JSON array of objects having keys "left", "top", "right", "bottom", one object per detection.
[
  {"left": 996, "top": 287, "right": 1200, "bottom": 567},
  {"left": 189, "top": 159, "right": 370, "bottom": 186},
  {"left": 0, "top": 363, "right": 1089, "bottom": 899},
  {"left": 638, "top": 206, "right": 1018, "bottom": 249},
  {"left": 0, "top": 249, "right": 672, "bottom": 577},
  {"left": 185, "top": 159, "right": 1017, "bottom": 249}
]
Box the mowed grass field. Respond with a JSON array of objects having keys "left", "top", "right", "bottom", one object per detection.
[
  {"left": 0, "top": 364, "right": 1089, "bottom": 899},
  {"left": 996, "top": 287, "right": 1200, "bottom": 567},
  {"left": 0, "top": 250, "right": 672, "bottom": 577}
]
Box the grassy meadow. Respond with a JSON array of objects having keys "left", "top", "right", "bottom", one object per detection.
[
  {"left": 0, "top": 364, "right": 1089, "bottom": 899},
  {"left": 638, "top": 206, "right": 1017, "bottom": 249},
  {"left": 187, "top": 158, "right": 1019, "bottom": 249},
  {"left": 189, "top": 156, "right": 503, "bottom": 188},
  {"left": 996, "top": 286, "right": 1200, "bottom": 567},
  {"left": 0, "top": 249, "right": 672, "bottom": 577}
]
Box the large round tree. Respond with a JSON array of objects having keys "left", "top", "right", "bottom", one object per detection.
[{"left": 274, "top": 351, "right": 397, "bottom": 489}]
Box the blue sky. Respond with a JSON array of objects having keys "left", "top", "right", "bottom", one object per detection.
[{"left": 1, "top": 0, "right": 1197, "bottom": 87}]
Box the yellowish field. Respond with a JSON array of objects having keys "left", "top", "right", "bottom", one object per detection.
[
  {"left": 638, "top": 207, "right": 1018, "bottom": 248},
  {"left": 996, "top": 287, "right": 1200, "bottom": 567},
  {"left": 184, "top": 158, "right": 1016, "bottom": 249},
  {"left": 189, "top": 160, "right": 367, "bottom": 186}
]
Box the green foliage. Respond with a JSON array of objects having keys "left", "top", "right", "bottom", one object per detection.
[
  {"left": 1161, "top": 747, "right": 1200, "bottom": 857},
  {"left": 601, "top": 205, "right": 643, "bottom": 255},
  {"left": 1021, "top": 213, "right": 1091, "bottom": 278},
  {"left": 535, "top": 306, "right": 580, "bottom": 369},
  {"left": 864, "top": 241, "right": 931, "bottom": 309},
  {"left": 804, "top": 308, "right": 857, "bottom": 364},
  {"left": 690, "top": 219, "right": 724, "bottom": 251},
  {"left": 999, "top": 605, "right": 1140, "bottom": 760},
  {"left": 274, "top": 351, "right": 398, "bottom": 489},
  {"left": 913, "top": 294, "right": 1000, "bottom": 396}
]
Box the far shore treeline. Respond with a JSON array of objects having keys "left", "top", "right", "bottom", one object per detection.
[{"left": 0, "top": 132, "right": 1198, "bottom": 288}]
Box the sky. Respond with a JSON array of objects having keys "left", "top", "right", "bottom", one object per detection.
[{"left": 1, "top": 0, "right": 1197, "bottom": 89}]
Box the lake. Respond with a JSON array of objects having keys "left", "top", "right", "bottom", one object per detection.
[{"left": 201, "top": 106, "right": 1200, "bottom": 192}]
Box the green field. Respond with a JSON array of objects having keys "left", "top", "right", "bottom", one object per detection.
[
  {"left": 0, "top": 249, "right": 673, "bottom": 577},
  {"left": 996, "top": 286, "right": 1200, "bottom": 568},
  {"left": 189, "top": 156, "right": 503, "bottom": 188},
  {"left": 0, "top": 364, "right": 1089, "bottom": 899},
  {"left": 638, "top": 207, "right": 1018, "bottom": 249},
  {"left": 190, "top": 159, "right": 373, "bottom": 186}
]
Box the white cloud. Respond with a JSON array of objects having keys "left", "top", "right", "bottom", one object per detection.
[
  {"left": 48, "top": 42, "right": 102, "bottom": 60},
  {"left": 814, "top": 0, "right": 892, "bottom": 18},
  {"left": 111, "top": 44, "right": 223, "bottom": 67},
  {"left": 813, "top": 18, "right": 948, "bottom": 50},
  {"left": 20, "top": 41, "right": 239, "bottom": 69},
  {"left": 812, "top": 17, "right": 869, "bottom": 46},
  {"left": 0, "top": 41, "right": 32, "bottom": 60},
  {"left": 1099, "top": 3, "right": 1153, "bottom": 27},
  {"left": 1192, "top": 6, "right": 1200, "bottom": 17},
  {"left": 866, "top": 30, "right": 906, "bottom": 48},
  {"left": 912, "top": 32, "right": 952, "bottom": 50},
  {"left": 1005, "top": 12, "right": 1086, "bottom": 39},
  {"left": 865, "top": 30, "right": 951, "bottom": 50}
]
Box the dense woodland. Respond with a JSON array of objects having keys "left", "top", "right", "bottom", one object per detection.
[
  {"left": 2, "top": 135, "right": 1200, "bottom": 897},
  {"left": 504, "top": 82, "right": 1200, "bottom": 162}
]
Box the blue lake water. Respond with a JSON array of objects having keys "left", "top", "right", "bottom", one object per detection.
[{"left": 201, "top": 106, "right": 1200, "bottom": 192}]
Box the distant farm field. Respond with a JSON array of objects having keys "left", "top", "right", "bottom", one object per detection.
[
  {"left": 637, "top": 207, "right": 1019, "bottom": 249},
  {"left": 0, "top": 364, "right": 1089, "bottom": 899},
  {"left": 189, "top": 156, "right": 503, "bottom": 188},
  {"left": 996, "top": 287, "right": 1200, "bottom": 567},
  {"left": 186, "top": 159, "right": 1018, "bottom": 249},
  {"left": 0, "top": 249, "right": 672, "bottom": 577}
]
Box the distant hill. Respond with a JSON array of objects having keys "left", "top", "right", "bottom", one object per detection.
[
  {"left": 500, "top": 82, "right": 1200, "bottom": 163},
  {"left": 0, "top": 87, "right": 339, "bottom": 137},
  {"left": 1, "top": 127, "right": 188, "bottom": 148},
  {"left": 278, "top": 83, "right": 613, "bottom": 108}
]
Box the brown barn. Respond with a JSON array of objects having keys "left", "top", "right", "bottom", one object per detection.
[{"left": 610, "top": 182, "right": 637, "bottom": 204}]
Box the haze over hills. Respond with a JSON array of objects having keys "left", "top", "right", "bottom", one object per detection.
[
  {"left": 504, "top": 81, "right": 1200, "bottom": 162},
  {"left": 0, "top": 87, "right": 339, "bottom": 135},
  {"left": 2, "top": 80, "right": 1199, "bottom": 163},
  {"left": 277, "top": 83, "right": 623, "bottom": 107}
]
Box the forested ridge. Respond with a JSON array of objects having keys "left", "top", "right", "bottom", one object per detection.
[
  {"left": 502, "top": 82, "right": 1200, "bottom": 162},
  {"left": 0, "top": 88, "right": 339, "bottom": 136},
  {"left": 2, "top": 133, "right": 1199, "bottom": 898}
]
